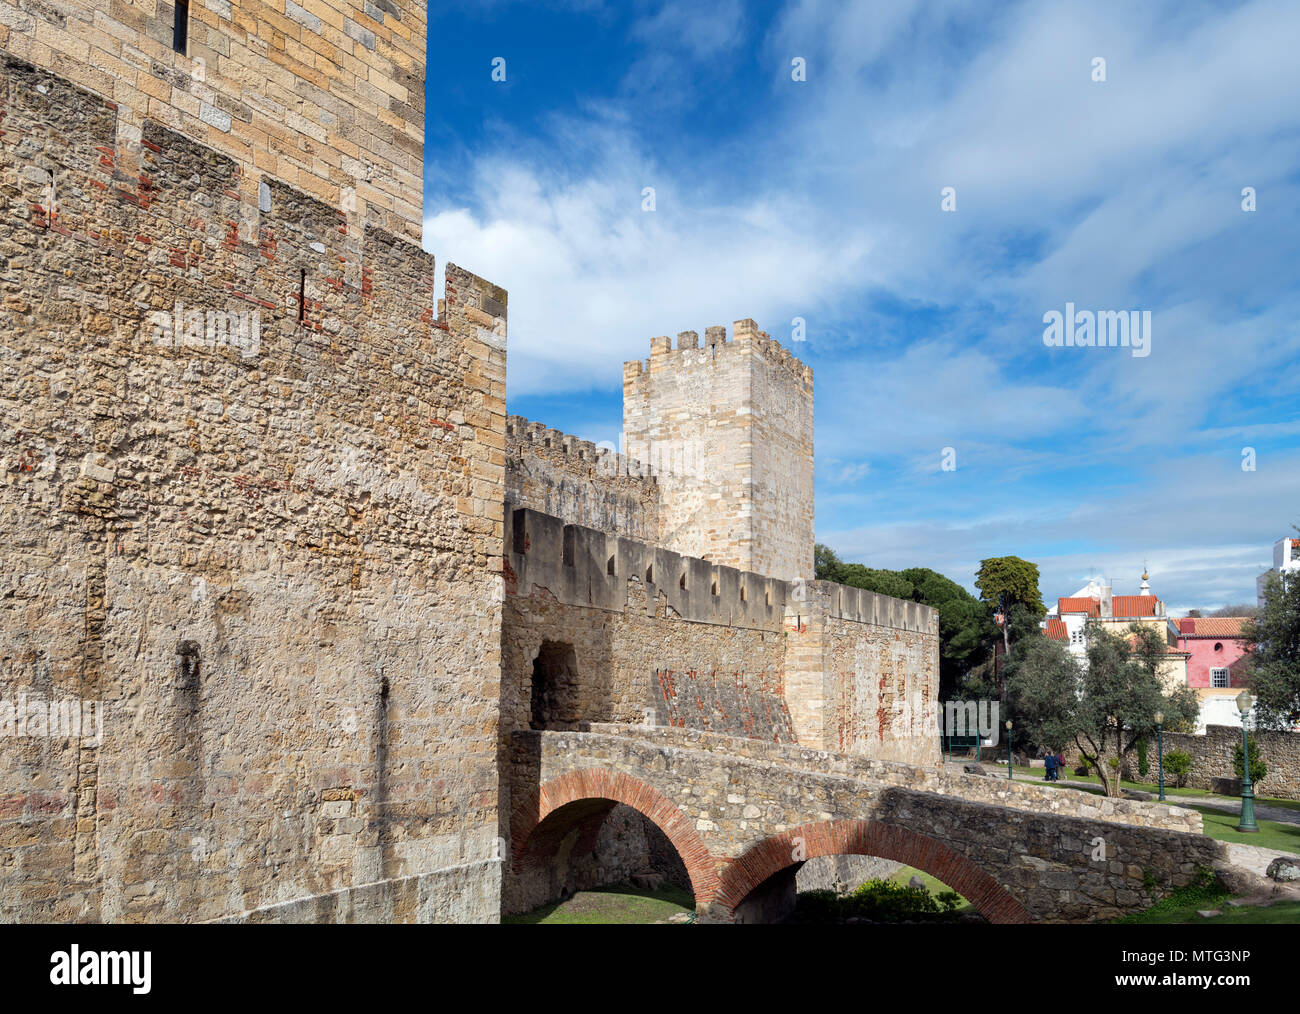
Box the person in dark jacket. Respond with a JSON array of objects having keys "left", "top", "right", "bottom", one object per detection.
[{"left": 1044, "top": 750, "right": 1057, "bottom": 781}]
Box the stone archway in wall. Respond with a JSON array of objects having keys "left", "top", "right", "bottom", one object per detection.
[
  {"left": 509, "top": 768, "right": 718, "bottom": 909},
  {"left": 713, "top": 819, "right": 1032, "bottom": 924},
  {"left": 529, "top": 640, "right": 578, "bottom": 729}
]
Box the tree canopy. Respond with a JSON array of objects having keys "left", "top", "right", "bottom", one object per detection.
[
  {"left": 1004, "top": 621, "right": 1199, "bottom": 796},
  {"left": 1242, "top": 569, "right": 1300, "bottom": 729},
  {"left": 974, "top": 556, "right": 1046, "bottom": 618}
]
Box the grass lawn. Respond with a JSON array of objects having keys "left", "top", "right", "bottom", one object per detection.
[
  {"left": 1190, "top": 806, "right": 1300, "bottom": 852},
  {"left": 885, "top": 865, "right": 971, "bottom": 911},
  {"left": 997, "top": 763, "right": 1300, "bottom": 812},
  {"left": 503, "top": 884, "right": 694, "bottom": 924},
  {"left": 1126, "top": 900, "right": 1300, "bottom": 924},
  {"left": 1114, "top": 871, "right": 1300, "bottom": 924}
]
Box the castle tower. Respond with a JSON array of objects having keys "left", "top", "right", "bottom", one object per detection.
[
  {"left": 1, "top": 0, "right": 506, "bottom": 923},
  {"left": 0, "top": 0, "right": 426, "bottom": 242},
  {"left": 622, "top": 320, "right": 814, "bottom": 582}
]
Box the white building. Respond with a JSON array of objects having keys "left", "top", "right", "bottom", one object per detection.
[{"left": 1257, "top": 535, "right": 1300, "bottom": 605}]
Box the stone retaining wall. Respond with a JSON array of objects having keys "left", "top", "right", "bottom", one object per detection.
[{"left": 1160, "top": 726, "right": 1300, "bottom": 800}]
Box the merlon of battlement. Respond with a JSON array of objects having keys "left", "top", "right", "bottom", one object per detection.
[
  {"left": 506, "top": 415, "right": 656, "bottom": 481},
  {"left": 622, "top": 318, "right": 812, "bottom": 385},
  {"left": 505, "top": 507, "right": 937, "bottom": 635}
]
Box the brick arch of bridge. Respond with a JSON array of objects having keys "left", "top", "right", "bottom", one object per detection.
[
  {"left": 511, "top": 768, "right": 719, "bottom": 903},
  {"left": 714, "top": 819, "right": 1032, "bottom": 924}
]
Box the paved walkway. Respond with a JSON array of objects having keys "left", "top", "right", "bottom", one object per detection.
[
  {"left": 945, "top": 761, "right": 1300, "bottom": 827},
  {"left": 1152, "top": 792, "right": 1300, "bottom": 827}
]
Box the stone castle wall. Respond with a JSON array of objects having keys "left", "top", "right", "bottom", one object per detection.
[
  {"left": 1159, "top": 725, "right": 1300, "bottom": 800},
  {"left": 502, "top": 508, "right": 937, "bottom": 761},
  {"left": 622, "top": 320, "right": 814, "bottom": 583},
  {"left": 0, "top": 54, "right": 506, "bottom": 922},
  {"left": 785, "top": 581, "right": 940, "bottom": 766},
  {"left": 505, "top": 415, "right": 659, "bottom": 544},
  {"left": 500, "top": 507, "right": 940, "bottom": 910},
  {"left": 0, "top": 0, "right": 425, "bottom": 241},
  {"left": 502, "top": 508, "right": 794, "bottom": 739}
]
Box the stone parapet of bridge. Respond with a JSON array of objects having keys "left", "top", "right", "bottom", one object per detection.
[
  {"left": 509, "top": 728, "right": 1227, "bottom": 923},
  {"left": 582, "top": 724, "right": 1204, "bottom": 834}
]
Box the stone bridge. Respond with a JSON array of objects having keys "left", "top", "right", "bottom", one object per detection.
[{"left": 508, "top": 725, "right": 1229, "bottom": 923}]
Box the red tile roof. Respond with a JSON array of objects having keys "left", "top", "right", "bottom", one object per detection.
[
  {"left": 1122, "top": 633, "right": 1189, "bottom": 655},
  {"left": 1112, "top": 595, "right": 1160, "bottom": 617},
  {"left": 1058, "top": 597, "right": 1100, "bottom": 616},
  {"left": 1044, "top": 619, "right": 1069, "bottom": 641},
  {"left": 1177, "top": 617, "right": 1251, "bottom": 638}
]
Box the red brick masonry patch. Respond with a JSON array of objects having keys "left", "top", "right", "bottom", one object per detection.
[
  {"left": 512, "top": 768, "right": 719, "bottom": 903},
  {"left": 714, "top": 818, "right": 1033, "bottom": 923}
]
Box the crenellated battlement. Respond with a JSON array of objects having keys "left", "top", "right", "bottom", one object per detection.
[
  {"left": 507, "top": 415, "right": 655, "bottom": 481},
  {"left": 0, "top": 49, "right": 509, "bottom": 925},
  {"left": 507, "top": 507, "right": 793, "bottom": 631},
  {"left": 505, "top": 507, "right": 936, "bottom": 636},
  {"left": 622, "top": 318, "right": 813, "bottom": 389},
  {"left": 621, "top": 315, "right": 816, "bottom": 582}
]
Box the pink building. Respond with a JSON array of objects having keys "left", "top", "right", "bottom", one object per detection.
[
  {"left": 1176, "top": 617, "right": 1250, "bottom": 689},
  {"left": 1176, "top": 617, "right": 1252, "bottom": 731}
]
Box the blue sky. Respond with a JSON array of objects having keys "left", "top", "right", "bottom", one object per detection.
[{"left": 421, "top": 0, "right": 1300, "bottom": 613}]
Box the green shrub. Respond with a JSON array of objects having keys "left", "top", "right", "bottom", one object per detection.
[
  {"left": 1233, "top": 739, "right": 1267, "bottom": 784},
  {"left": 794, "top": 889, "right": 843, "bottom": 922},
  {"left": 1163, "top": 749, "right": 1193, "bottom": 788},
  {"left": 849, "top": 878, "right": 941, "bottom": 920},
  {"left": 1136, "top": 736, "right": 1150, "bottom": 778},
  {"left": 793, "top": 878, "right": 964, "bottom": 923}
]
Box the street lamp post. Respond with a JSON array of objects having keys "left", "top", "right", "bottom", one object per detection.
[
  {"left": 1236, "top": 691, "right": 1259, "bottom": 833},
  {"left": 1005, "top": 719, "right": 1013, "bottom": 781},
  {"left": 1154, "top": 710, "right": 1165, "bottom": 801}
]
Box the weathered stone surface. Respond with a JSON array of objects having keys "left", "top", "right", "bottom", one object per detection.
[
  {"left": 796, "top": 854, "right": 901, "bottom": 893},
  {"left": 0, "top": 52, "right": 506, "bottom": 923},
  {"left": 0, "top": 0, "right": 426, "bottom": 241},
  {"left": 508, "top": 728, "right": 1229, "bottom": 924},
  {"left": 622, "top": 324, "right": 815, "bottom": 583},
  {"left": 1266, "top": 857, "right": 1300, "bottom": 882},
  {"left": 502, "top": 508, "right": 938, "bottom": 766}
]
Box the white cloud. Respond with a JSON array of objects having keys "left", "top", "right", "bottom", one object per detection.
[
  {"left": 424, "top": 148, "right": 876, "bottom": 397},
  {"left": 423, "top": 0, "right": 1300, "bottom": 603}
]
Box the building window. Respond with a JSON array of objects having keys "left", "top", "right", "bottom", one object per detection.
[
  {"left": 1211, "top": 667, "right": 1229, "bottom": 688},
  {"left": 173, "top": 0, "right": 189, "bottom": 54}
]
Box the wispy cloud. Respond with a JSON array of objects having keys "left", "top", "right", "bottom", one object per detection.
[{"left": 423, "top": 0, "right": 1300, "bottom": 605}]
